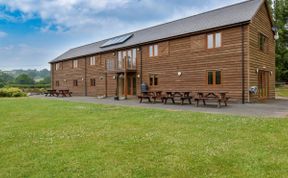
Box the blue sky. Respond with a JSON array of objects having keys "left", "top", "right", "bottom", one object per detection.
[{"left": 0, "top": 0, "right": 244, "bottom": 70}]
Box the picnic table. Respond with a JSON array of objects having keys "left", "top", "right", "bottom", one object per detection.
[
  {"left": 58, "top": 90, "right": 72, "bottom": 97},
  {"left": 195, "top": 92, "right": 229, "bottom": 108},
  {"left": 45, "top": 89, "right": 58, "bottom": 97},
  {"left": 138, "top": 91, "right": 163, "bottom": 103},
  {"left": 162, "top": 91, "right": 193, "bottom": 105}
]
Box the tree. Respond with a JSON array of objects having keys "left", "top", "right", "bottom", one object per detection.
[
  {"left": 14, "top": 74, "right": 35, "bottom": 85},
  {"left": 270, "top": 0, "right": 288, "bottom": 81},
  {"left": 0, "top": 72, "right": 14, "bottom": 88},
  {"left": 37, "top": 76, "right": 51, "bottom": 84}
]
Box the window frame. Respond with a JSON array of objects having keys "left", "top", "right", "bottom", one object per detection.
[
  {"left": 73, "top": 80, "right": 78, "bottom": 87},
  {"left": 207, "top": 32, "right": 222, "bottom": 49},
  {"left": 72, "top": 60, "right": 78, "bottom": 69},
  {"left": 149, "top": 44, "right": 159, "bottom": 57},
  {"left": 149, "top": 74, "right": 159, "bottom": 86},
  {"left": 106, "top": 59, "right": 114, "bottom": 71},
  {"left": 90, "top": 78, "right": 96, "bottom": 87},
  {"left": 206, "top": 70, "right": 222, "bottom": 86},
  {"left": 55, "top": 62, "right": 62, "bottom": 71},
  {"left": 55, "top": 81, "right": 60, "bottom": 87},
  {"left": 259, "top": 33, "right": 268, "bottom": 53},
  {"left": 90, "top": 56, "right": 96, "bottom": 66}
]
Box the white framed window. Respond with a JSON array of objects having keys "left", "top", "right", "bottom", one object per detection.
[
  {"left": 106, "top": 59, "right": 114, "bottom": 71},
  {"left": 132, "top": 48, "right": 137, "bottom": 67},
  {"left": 72, "top": 60, "right": 78, "bottom": 68},
  {"left": 207, "top": 32, "right": 222, "bottom": 49},
  {"left": 149, "top": 44, "right": 158, "bottom": 57},
  {"left": 55, "top": 63, "right": 61, "bottom": 71},
  {"left": 90, "top": 56, "right": 96, "bottom": 65},
  {"left": 215, "top": 33, "right": 222, "bottom": 48},
  {"left": 207, "top": 34, "right": 214, "bottom": 49}
]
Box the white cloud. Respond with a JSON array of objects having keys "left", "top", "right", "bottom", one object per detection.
[
  {"left": 0, "top": 0, "right": 131, "bottom": 32},
  {"left": 0, "top": 31, "right": 7, "bottom": 38}
]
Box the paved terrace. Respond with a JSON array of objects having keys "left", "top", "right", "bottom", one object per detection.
[{"left": 31, "top": 95, "right": 288, "bottom": 118}]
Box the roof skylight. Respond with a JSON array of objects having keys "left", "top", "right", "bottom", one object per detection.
[{"left": 101, "top": 34, "right": 133, "bottom": 48}]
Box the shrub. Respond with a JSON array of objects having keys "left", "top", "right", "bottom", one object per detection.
[{"left": 0, "top": 87, "right": 27, "bottom": 97}]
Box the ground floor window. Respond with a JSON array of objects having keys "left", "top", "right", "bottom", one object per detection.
[
  {"left": 149, "top": 74, "right": 158, "bottom": 86},
  {"left": 56, "top": 81, "right": 60, "bottom": 87},
  {"left": 90, "top": 79, "right": 96, "bottom": 86},
  {"left": 207, "top": 70, "right": 221, "bottom": 85},
  {"left": 73, "top": 80, "right": 78, "bottom": 87}
]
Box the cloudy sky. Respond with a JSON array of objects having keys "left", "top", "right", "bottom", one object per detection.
[{"left": 0, "top": 0, "right": 245, "bottom": 70}]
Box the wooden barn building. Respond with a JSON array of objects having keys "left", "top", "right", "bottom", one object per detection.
[{"left": 50, "top": 0, "right": 276, "bottom": 103}]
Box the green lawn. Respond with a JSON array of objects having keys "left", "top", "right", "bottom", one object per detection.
[
  {"left": 276, "top": 86, "right": 288, "bottom": 97},
  {"left": 0, "top": 98, "right": 287, "bottom": 177}
]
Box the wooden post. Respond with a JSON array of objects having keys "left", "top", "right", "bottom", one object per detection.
[{"left": 124, "top": 72, "right": 128, "bottom": 99}]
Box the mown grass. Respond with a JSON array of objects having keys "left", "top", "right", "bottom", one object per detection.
[
  {"left": 0, "top": 98, "right": 287, "bottom": 177},
  {"left": 276, "top": 86, "right": 288, "bottom": 97}
]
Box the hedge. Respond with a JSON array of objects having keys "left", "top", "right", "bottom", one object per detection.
[
  {"left": 6, "top": 84, "right": 50, "bottom": 89},
  {"left": 0, "top": 88, "right": 27, "bottom": 97}
]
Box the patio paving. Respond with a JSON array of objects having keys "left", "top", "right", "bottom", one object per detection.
[{"left": 31, "top": 95, "right": 288, "bottom": 118}]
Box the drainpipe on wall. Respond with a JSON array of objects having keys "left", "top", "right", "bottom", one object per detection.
[
  {"left": 241, "top": 25, "right": 245, "bottom": 104},
  {"left": 140, "top": 46, "right": 143, "bottom": 90},
  {"left": 84, "top": 57, "right": 87, "bottom": 96}
]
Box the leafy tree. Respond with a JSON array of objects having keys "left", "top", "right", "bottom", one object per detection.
[
  {"left": 0, "top": 72, "right": 14, "bottom": 88},
  {"left": 37, "top": 76, "right": 51, "bottom": 84},
  {"left": 14, "top": 74, "right": 35, "bottom": 85},
  {"left": 270, "top": 0, "right": 288, "bottom": 81}
]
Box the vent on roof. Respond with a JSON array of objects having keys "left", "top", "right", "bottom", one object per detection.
[{"left": 101, "top": 34, "right": 133, "bottom": 48}]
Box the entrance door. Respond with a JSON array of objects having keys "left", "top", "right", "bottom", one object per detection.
[
  {"left": 258, "top": 70, "right": 269, "bottom": 99},
  {"left": 127, "top": 75, "right": 137, "bottom": 96}
]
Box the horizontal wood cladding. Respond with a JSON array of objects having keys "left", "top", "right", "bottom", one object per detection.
[
  {"left": 249, "top": 3, "right": 275, "bottom": 101},
  {"left": 51, "top": 9, "right": 275, "bottom": 103},
  {"left": 141, "top": 26, "right": 249, "bottom": 101}
]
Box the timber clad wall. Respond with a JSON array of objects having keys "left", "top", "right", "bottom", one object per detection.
[
  {"left": 249, "top": 3, "right": 275, "bottom": 101},
  {"left": 51, "top": 1, "right": 275, "bottom": 103}
]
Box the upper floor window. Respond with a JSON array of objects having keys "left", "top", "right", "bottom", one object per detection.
[
  {"left": 259, "top": 33, "right": 268, "bottom": 52},
  {"left": 149, "top": 44, "right": 158, "bottom": 57},
  {"left": 106, "top": 59, "right": 114, "bottom": 71},
  {"left": 72, "top": 60, "right": 78, "bottom": 68},
  {"left": 117, "top": 48, "right": 137, "bottom": 69},
  {"left": 207, "top": 32, "right": 222, "bottom": 49},
  {"left": 55, "top": 63, "right": 62, "bottom": 71},
  {"left": 90, "top": 56, "right": 96, "bottom": 66},
  {"left": 207, "top": 70, "right": 222, "bottom": 85}
]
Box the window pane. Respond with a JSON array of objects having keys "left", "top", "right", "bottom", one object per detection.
[
  {"left": 216, "top": 71, "right": 221, "bottom": 85},
  {"left": 215, "top": 33, "right": 221, "bottom": 48},
  {"left": 118, "top": 51, "right": 122, "bottom": 69},
  {"left": 154, "top": 76, "right": 158, "bottom": 86},
  {"left": 207, "top": 34, "right": 214, "bottom": 49},
  {"left": 208, "top": 72, "right": 213, "bottom": 85},
  {"left": 127, "top": 50, "right": 132, "bottom": 67},
  {"left": 149, "top": 76, "right": 153, "bottom": 86},
  {"left": 132, "top": 48, "right": 136, "bottom": 67},
  {"left": 149, "top": 45, "right": 153, "bottom": 57},
  {"left": 154, "top": 45, "right": 158, "bottom": 56}
]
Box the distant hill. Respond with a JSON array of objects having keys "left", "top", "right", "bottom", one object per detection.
[{"left": 3, "top": 69, "right": 50, "bottom": 80}]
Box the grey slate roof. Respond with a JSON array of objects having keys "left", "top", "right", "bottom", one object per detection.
[{"left": 51, "top": 0, "right": 263, "bottom": 63}]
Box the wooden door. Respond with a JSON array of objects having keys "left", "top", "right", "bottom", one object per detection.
[
  {"left": 127, "top": 75, "right": 137, "bottom": 96},
  {"left": 258, "top": 71, "right": 269, "bottom": 99}
]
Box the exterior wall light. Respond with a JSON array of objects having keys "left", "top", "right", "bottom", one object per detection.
[
  {"left": 113, "top": 76, "right": 116, "bottom": 80},
  {"left": 137, "top": 74, "right": 140, "bottom": 78},
  {"left": 81, "top": 78, "right": 84, "bottom": 81},
  {"left": 178, "top": 72, "right": 182, "bottom": 77},
  {"left": 100, "top": 76, "right": 104, "bottom": 80},
  {"left": 64, "top": 79, "right": 66, "bottom": 82},
  {"left": 270, "top": 71, "right": 273, "bottom": 76},
  {"left": 256, "top": 68, "right": 259, "bottom": 74}
]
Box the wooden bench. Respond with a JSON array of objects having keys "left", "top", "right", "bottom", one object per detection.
[
  {"left": 195, "top": 92, "right": 230, "bottom": 108},
  {"left": 138, "top": 92, "right": 152, "bottom": 103},
  {"left": 151, "top": 91, "right": 163, "bottom": 103},
  {"left": 58, "top": 90, "right": 72, "bottom": 97},
  {"left": 180, "top": 92, "right": 193, "bottom": 105},
  {"left": 45, "top": 90, "right": 59, "bottom": 97}
]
